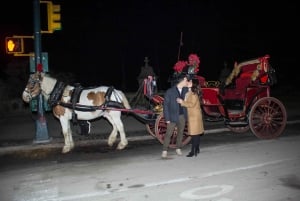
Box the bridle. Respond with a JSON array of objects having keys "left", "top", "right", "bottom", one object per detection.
[{"left": 24, "top": 72, "right": 42, "bottom": 100}]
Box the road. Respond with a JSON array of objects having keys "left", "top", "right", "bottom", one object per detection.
[
  {"left": 0, "top": 93, "right": 299, "bottom": 201},
  {"left": 0, "top": 123, "right": 300, "bottom": 201}
]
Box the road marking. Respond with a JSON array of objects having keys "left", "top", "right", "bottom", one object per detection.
[
  {"left": 59, "top": 158, "right": 294, "bottom": 201},
  {"left": 287, "top": 120, "right": 300, "bottom": 124},
  {"left": 201, "top": 159, "right": 292, "bottom": 178}
]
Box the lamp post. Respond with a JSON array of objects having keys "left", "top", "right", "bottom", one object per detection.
[{"left": 33, "top": 0, "right": 50, "bottom": 143}]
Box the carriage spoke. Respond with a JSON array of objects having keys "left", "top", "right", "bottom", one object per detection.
[
  {"left": 249, "top": 97, "right": 287, "bottom": 139},
  {"left": 155, "top": 113, "right": 191, "bottom": 148}
]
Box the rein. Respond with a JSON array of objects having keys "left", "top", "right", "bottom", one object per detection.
[{"left": 58, "top": 102, "right": 155, "bottom": 115}]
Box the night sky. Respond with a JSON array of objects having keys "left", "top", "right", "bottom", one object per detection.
[{"left": 1, "top": 1, "right": 298, "bottom": 91}]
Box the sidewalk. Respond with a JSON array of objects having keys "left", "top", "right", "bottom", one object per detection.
[
  {"left": 1, "top": 94, "right": 299, "bottom": 156},
  {"left": 0, "top": 113, "right": 153, "bottom": 155}
]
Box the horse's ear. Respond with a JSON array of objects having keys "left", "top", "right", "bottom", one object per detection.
[
  {"left": 35, "top": 71, "right": 40, "bottom": 77},
  {"left": 36, "top": 71, "right": 44, "bottom": 76},
  {"left": 39, "top": 72, "right": 45, "bottom": 80},
  {"left": 35, "top": 71, "right": 44, "bottom": 80}
]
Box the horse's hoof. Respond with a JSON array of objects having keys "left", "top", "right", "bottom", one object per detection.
[
  {"left": 108, "top": 137, "right": 117, "bottom": 147},
  {"left": 108, "top": 141, "right": 114, "bottom": 147},
  {"left": 62, "top": 145, "right": 73, "bottom": 153},
  {"left": 117, "top": 141, "right": 128, "bottom": 150},
  {"left": 62, "top": 148, "right": 70, "bottom": 154}
]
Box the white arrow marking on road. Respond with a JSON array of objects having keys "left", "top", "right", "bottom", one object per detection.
[{"left": 180, "top": 185, "right": 234, "bottom": 200}]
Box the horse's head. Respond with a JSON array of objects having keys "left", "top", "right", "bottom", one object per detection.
[{"left": 22, "top": 72, "right": 43, "bottom": 103}]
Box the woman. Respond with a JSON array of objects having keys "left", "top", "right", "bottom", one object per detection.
[{"left": 177, "top": 78, "right": 204, "bottom": 157}]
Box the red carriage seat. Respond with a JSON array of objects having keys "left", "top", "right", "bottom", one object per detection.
[
  {"left": 223, "top": 55, "right": 271, "bottom": 100},
  {"left": 236, "top": 54, "right": 270, "bottom": 86}
]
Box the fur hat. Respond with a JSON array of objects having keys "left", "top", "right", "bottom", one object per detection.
[{"left": 144, "top": 57, "right": 149, "bottom": 63}]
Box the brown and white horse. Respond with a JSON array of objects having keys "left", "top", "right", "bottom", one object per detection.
[{"left": 22, "top": 72, "right": 131, "bottom": 153}]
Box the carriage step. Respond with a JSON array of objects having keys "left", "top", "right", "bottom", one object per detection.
[
  {"left": 205, "top": 117, "right": 223, "bottom": 122},
  {"left": 225, "top": 121, "right": 248, "bottom": 127},
  {"left": 227, "top": 109, "right": 243, "bottom": 115}
]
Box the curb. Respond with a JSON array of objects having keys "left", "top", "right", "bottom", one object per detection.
[
  {"left": 0, "top": 135, "right": 156, "bottom": 156},
  {"left": 1, "top": 119, "right": 299, "bottom": 157}
]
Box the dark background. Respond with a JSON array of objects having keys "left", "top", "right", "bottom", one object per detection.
[{"left": 0, "top": 0, "right": 298, "bottom": 92}]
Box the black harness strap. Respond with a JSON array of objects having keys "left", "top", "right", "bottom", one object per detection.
[
  {"left": 48, "top": 81, "right": 66, "bottom": 107},
  {"left": 71, "top": 83, "right": 84, "bottom": 124},
  {"left": 56, "top": 85, "right": 125, "bottom": 113},
  {"left": 104, "top": 86, "right": 125, "bottom": 109},
  {"left": 105, "top": 86, "right": 114, "bottom": 102}
]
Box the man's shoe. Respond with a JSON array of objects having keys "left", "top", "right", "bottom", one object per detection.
[
  {"left": 176, "top": 149, "right": 182, "bottom": 156},
  {"left": 161, "top": 151, "right": 168, "bottom": 158}
]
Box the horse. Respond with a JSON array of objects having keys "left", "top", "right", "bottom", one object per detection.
[{"left": 22, "top": 71, "right": 131, "bottom": 153}]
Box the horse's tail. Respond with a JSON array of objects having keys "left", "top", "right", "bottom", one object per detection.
[{"left": 117, "top": 90, "right": 131, "bottom": 109}]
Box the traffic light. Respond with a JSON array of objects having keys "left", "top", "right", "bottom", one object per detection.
[
  {"left": 5, "top": 37, "right": 24, "bottom": 54},
  {"left": 47, "top": 2, "right": 61, "bottom": 33}
]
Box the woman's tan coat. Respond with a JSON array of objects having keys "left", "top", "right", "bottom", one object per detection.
[{"left": 180, "top": 91, "right": 204, "bottom": 135}]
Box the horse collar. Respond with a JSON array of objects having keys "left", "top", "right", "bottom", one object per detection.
[{"left": 48, "top": 81, "right": 67, "bottom": 107}]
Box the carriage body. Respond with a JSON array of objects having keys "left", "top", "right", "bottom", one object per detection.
[
  {"left": 150, "top": 55, "right": 287, "bottom": 148},
  {"left": 200, "top": 55, "right": 287, "bottom": 138},
  {"left": 201, "top": 84, "right": 269, "bottom": 123}
]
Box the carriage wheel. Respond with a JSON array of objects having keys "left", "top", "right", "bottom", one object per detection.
[
  {"left": 227, "top": 125, "right": 250, "bottom": 133},
  {"left": 154, "top": 113, "right": 191, "bottom": 148},
  {"left": 145, "top": 123, "right": 156, "bottom": 137},
  {"left": 249, "top": 97, "right": 287, "bottom": 139}
]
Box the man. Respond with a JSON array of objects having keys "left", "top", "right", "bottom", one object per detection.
[
  {"left": 161, "top": 73, "right": 189, "bottom": 158},
  {"left": 137, "top": 57, "right": 156, "bottom": 87}
]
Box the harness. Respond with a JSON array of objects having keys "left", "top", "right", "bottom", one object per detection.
[
  {"left": 48, "top": 81, "right": 124, "bottom": 124},
  {"left": 48, "top": 81, "right": 84, "bottom": 123}
]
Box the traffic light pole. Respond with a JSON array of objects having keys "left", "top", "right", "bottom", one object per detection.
[{"left": 33, "top": 0, "right": 51, "bottom": 143}]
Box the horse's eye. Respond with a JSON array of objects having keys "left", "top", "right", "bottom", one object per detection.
[{"left": 29, "top": 79, "right": 37, "bottom": 87}]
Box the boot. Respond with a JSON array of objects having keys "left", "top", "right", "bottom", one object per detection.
[
  {"left": 186, "top": 150, "right": 195, "bottom": 157},
  {"left": 186, "top": 136, "right": 196, "bottom": 157},
  {"left": 195, "top": 147, "right": 200, "bottom": 156},
  {"left": 195, "top": 135, "right": 201, "bottom": 155}
]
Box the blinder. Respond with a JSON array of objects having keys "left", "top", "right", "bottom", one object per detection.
[{"left": 24, "top": 73, "right": 42, "bottom": 98}]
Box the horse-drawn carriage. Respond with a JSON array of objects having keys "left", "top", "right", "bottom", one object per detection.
[
  {"left": 22, "top": 54, "right": 287, "bottom": 153},
  {"left": 132, "top": 54, "right": 287, "bottom": 148}
]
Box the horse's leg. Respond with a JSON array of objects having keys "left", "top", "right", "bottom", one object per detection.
[
  {"left": 109, "top": 111, "right": 128, "bottom": 150},
  {"left": 104, "top": 113, "right": 118, "bottom": 147},
  {"left": 60, "top": 117, "right": 74, "bottom": 153}
]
